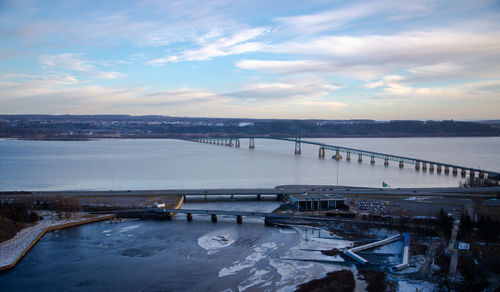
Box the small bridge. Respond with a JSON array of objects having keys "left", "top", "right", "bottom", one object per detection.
[{"left": 191, "top": 137, "right": 500, "bottom": 180}]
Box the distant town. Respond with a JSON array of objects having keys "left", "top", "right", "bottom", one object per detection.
[{"left": 0, "top": 115, "right": 499, "bottom": 140}]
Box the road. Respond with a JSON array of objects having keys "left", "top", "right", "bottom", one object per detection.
[{"left": 1, "top": 185, "right": 498, "bottom": 199}]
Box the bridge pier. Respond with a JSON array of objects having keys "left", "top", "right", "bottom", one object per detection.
[
  {"left": 236, "top": 215, "right": 243, "bottom": 224},
  {"left": 211, "top": 214, "right": 217, "bottom": 223},
  {"left": 187, "top": 213, "right": 193, "bottom": 221},
  {"left": 334, "top": 150, "right": 342, "bottom": 160},
  {"left": 422, "top": 162, "right": 427, "bottom": 171},
  {"left": 257, "top": 194, "right": 261, "bottom": 201},
  {"left": 399, "top": 161, "right": 404, "bottom": 168},
  {"left": 479, "top": 172, "right": 485, "bottom": 179},
  {"left": 204, "top": 194, "right": 208, "bottom": 201},
  {"left": 235, "top": 139, "right": 240, "bottom": 148},
  {"left": 470, "top": 170, "right": 475, "bottom": 178},
  {"left": 358, "top": 154, "right": 363, "bottom": 163},
  {"left": 445, "top": 166, "right": 450, "bottom": 174},
  {"left": 384, "top": 158, "right": 389, "bottom": 167},
  {"left": 346, "top": 152, "right": 351, "bottom": 161},
  {"left": 437, "top": 164, "right": 442, "bottom": 173},
  {"left": 318, "top": 146, "right": 325, "bottom": 159},
  {"left": 461, "top": 169, "right": 466, "bottom": 177},
  {"left": 295, "top": 140, "right": 301, "bottom": 155},
  {"left": 429, "top": 164, "right": 435, "bottom": 172},
  {"left": 415, "top": 161, "right": 420, "bottom": 171},
  {"left": 231, "top": 194, "right": 234, "bottom": 201},
  {"left": 370, "top": 156, "right": 375, "bottom": 164},
  {"left": 452, "top": 167, "right": 458, "bottom": 176},
  {"left": 249, "top": 138, "right": 255, "bottom": 149},
  {"left": 229, "top": 139, "right": 234, "bottom": 147}
]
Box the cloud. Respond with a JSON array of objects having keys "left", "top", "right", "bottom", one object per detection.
[
  {"left": 148, "top": 27, "right": 269, "bottom": 65},
  {"left": 271, "top": 30, "right": 500, "bottom": 64},
  {"left": 274, "top": 1, "right": 434, "bottom": 35},
  {"left": 238, "top": 28, "right": 500, "bottom": 82},
  {"left": 365, "top": 75, "right": 500, "bottom": 103},
  {"left": 275, "top": 4, "right": 376, "bottom": 34},
  {"left": 236, "top": 59, "right": 385, "bottom": 79},
  {"left": 227, "top": 78, "right": 341, "bottom": 101},
  {"left": 38, "top": 53, "right": 125, "bottom": 80},
  {"left": 0, "top": 74, "right": 230, "bottom": 115}
]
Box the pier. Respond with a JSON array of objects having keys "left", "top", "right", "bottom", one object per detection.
[{"left": 344, "top": 234, "right": 402, "bottom": 265}]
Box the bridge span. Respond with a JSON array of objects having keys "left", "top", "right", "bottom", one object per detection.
[{"left": 192, "top": 137, "right": 500, "bottom": 180}]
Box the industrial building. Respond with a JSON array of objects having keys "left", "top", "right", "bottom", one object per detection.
[{"left": 290, "top": 193, "right": 345, "bottom": 211}]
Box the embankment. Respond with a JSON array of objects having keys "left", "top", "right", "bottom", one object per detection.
[{"left": 0, "top": 214, "right": 115, "bottom": 271}]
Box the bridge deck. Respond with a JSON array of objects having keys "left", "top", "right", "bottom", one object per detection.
[{"left": 196, "top": 137, "right": 500, "bottom": 176}]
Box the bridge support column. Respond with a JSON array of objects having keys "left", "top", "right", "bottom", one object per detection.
[
  {"left": 204, "top": 194, "right": 208, "bottom": 201},
  {"left": 461, "top": 169, "right": 466, "bottom": 177},
  {"left": 229, "top": 139, "right": 234, "bottom": 147},
  {"left": 479, "top": 172, "right": 485, "bottom": 179},
  {"left": 437, "top": 165, "right": 442, "bottom": 173},
  {"left": 445, "top": 166, "right": 450, "bottom": 174},
  {"left": 429, "top": 164, "right": 435, "bottom": 172},
  {"left": 187, "top": 213, "right": 193, "bottom": 221},
  {"left": 249, "top": 138, "right": 255, "bottom": 149},
  {"left": 334, "top": 150, "right": 342, "bottom": 160},
  {"left": 257, "top": 194, "right": 261, "bottom": 201},
  {"left": 470, "top": 170, "right": 475, "bottom": 178},
  {"left": 415, "top": 161, "right": 420, "bottom": 171},
  {"left": 422, "top": 162, "right": 427, "bottom": 171},
  {"left": 236, "top": 215, "right": 243, "bottom": 224},
  {"left": 211, "top": 214, "right": 217, "bottom": 223},
  {"left": 346, "top": 152, "right": 351, "bottom": 161},
  {"left": 452, "top": 167, "right": 458, "bottom": 176},
  {"left": 295, "top": 140, "right": 301, "bottom": 155},
  {"left": 235, "top": 139, "right": 240, "bottom": 148},
  {"left": 358, "top": 154, "right": 363, "bottom": 163},
  {"left": 318, "top": 146, "right": 325, "bottom": 159},
  {"left": 231, "top": 194, "right": 234, "bottom": 200},
  {"left": 370, "top": 156, "right": 375, "bottom": 164},
  {"left": 399, "top": 161, "right": 404, "bottom": 168},
  {"left": 384, "top": 159, "right": 389, "bottom": 167}
]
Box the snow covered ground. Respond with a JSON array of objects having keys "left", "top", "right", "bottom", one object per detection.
[{"left": 0, "top": 212, "right": 112, "bottom": 269}]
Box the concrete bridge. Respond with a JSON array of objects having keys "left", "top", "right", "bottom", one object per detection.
[{"left": 192, "top": 137, "right": 500, "bottom": 180}]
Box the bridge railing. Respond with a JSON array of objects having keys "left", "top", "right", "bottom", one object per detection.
[{"left": 193, "top": 136, "right": 499, "bottom": 176}]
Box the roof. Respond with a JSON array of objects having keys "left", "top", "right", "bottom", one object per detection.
[{"left": 290, "top": 193, "right": 345, "bottom": 202}]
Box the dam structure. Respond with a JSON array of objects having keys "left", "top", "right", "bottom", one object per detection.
[{"left": 192, "top": 137, "right": 500, "bottom": 181}]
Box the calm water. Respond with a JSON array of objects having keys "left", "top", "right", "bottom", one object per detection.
[{"left": 1, "top": 137, "right": 499, "bottom": 190}]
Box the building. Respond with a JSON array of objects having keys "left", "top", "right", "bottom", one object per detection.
[{"left": 290, "top": 193, "right": 345, "bottom": 211}]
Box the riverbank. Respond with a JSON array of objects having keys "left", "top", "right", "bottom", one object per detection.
[{"left": 0, "top": 212, "right": 115, "bottom": 271}]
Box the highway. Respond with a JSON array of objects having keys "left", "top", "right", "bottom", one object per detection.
[{"left": 1, "top": 185, "right": 498, "bottom": 199}]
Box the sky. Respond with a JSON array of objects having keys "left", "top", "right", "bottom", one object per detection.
[{"left": 0, "top": 0, "right": 499, "bottom": 119}]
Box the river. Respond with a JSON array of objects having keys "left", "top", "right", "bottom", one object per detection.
[
  {"left": 0, "top": 137, "right": 497, "bottom": 291},
  {"left": 1, "top": 137, "right": 499, "bottom": 191}
]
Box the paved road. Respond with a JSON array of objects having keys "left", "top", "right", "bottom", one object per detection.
[{"left": 1, "top": 185, "right": 498, "bottom": 198}]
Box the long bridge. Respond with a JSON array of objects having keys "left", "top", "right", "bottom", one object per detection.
[{"left": 192, "top": 137, "right": 500, "bottom": 180}]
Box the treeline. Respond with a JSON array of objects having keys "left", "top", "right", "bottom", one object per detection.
[
  {"left": 0, "top": 117, "right": 498, "bottom": 138},
  {"left": 0, "top": 203, "right": 40, "bottom": 225}
]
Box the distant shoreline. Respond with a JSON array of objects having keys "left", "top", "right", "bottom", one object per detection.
[{"left": 3, "top": 133, "right": 499, "bottom": 141}]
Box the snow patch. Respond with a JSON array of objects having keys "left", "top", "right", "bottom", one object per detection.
[
  {"left": 218, "top": 242, "right": 276, "bottom": 277},
  {"left": 198, "top": 229, "right": 237, "bottom": 255},
  {"left": 118, "top": 225, "right": 140, "bottom": 233}
]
